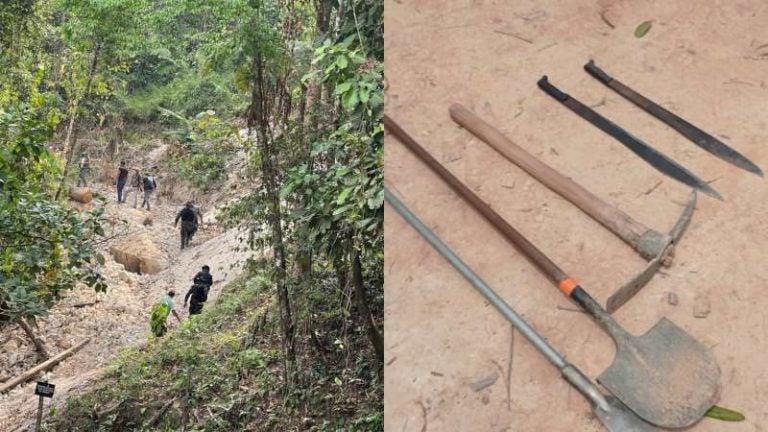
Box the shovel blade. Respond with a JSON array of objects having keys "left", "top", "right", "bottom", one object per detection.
[
  {"left": 594, "top": 395, "right": 660, "bottom": 432},
  {"left": 598, "top": 318, "right": 720, "bottom": 428}
]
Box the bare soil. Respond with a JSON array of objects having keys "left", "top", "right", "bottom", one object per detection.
[{"left": 384, "top": 1, "right": 768, "bottom": 430}]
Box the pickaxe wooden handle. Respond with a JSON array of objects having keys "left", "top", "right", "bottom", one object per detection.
[{"left": 451, "top": 104, "right": 650, "bottom": 246}]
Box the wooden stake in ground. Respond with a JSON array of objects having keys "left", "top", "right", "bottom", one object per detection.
[{"left": 0, "top": 339, "right": 90, "bottom": 394}]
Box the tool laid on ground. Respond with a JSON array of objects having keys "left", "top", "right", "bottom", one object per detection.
[
  {"left": 584, "top": 60, "right": 763, "bottom": 177},
  {"left": 537, "top": 76, "right": 723, "bottom": 200},
  {"left": 450, "top": 103, "right": 695, "bottom": 312},
  {"left": 385, "top": 187, "right": 658, "bottom": 432},
  {"left": 385, "top": 115, "right": 721, "bottom": 428}
]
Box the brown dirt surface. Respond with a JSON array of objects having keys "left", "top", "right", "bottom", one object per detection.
[{"left": 384, "top": 1, "right": 768, "bottom": 431}]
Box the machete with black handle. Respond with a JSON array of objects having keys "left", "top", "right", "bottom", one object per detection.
[
  {"left": 584, "top": 60, "right": 763, "bottom": 177},
  {"left": 537, "top": 76, "right": 723, "bottom": 200}
]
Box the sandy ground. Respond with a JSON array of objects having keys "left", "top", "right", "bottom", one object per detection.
[{"left": 384, "top": 1, "right": 768, "bottom": 431}]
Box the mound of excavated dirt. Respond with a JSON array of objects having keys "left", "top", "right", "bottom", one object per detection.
[{"left": 109, "top": 232, "right": 167, "bottom": 275}]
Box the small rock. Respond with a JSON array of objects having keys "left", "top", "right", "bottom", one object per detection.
[
  {"left": 693, "top": 296, "right": 710, "bottom": 318},
  {"left": 667, "top": 292, "right": 679, "bottom": 306},
  {"left": 481, "top": 394, "right": 490, "bottom": 405},
  {"left": 56, "top": 339, "right": 72, "bottom": 350}
]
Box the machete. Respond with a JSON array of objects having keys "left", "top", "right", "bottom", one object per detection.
[
  {"left": 584, "top": 60, "right": 763, "bottom": 177},
  {"left": 538, "top": 76, "right": 723, "bottom": 200}
]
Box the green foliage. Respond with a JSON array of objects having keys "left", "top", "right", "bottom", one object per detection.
[
  {"left": 164, "top": 109, "right": 239, "bottom": 190},
  {"left": 336, "top": 0, "right": 384, "bottom": 61},
  {"left": 281, "top": 127, "right": 383, "bottom": 257},
  {"left": 48, "top": 272, "right": 381, "bottom": 431},
  {"left": 0, "top": 103, "right": 106, "bottom": 322},
  {"left": 119, "top": 70, "right": 244, "bottom": 122}
]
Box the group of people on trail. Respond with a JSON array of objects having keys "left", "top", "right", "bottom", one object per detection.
[
  {"left": 150, "top": 265, "right": 214, "bottom": 337},
  {"left": 174, "top": 201, "right": 204, "bottom": 250},
  {"left": 76, "top": 157, "right": 157, "bottom": 211},
  {"left": 116, "top": 161, "right": 157, "bottom": 210}
]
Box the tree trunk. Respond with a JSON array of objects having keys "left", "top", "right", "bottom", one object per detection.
[
  {"left": 247, "top": 52, "right": 296, "bottom": 378},
  {"left": 55, "top": 43, "right": 101, "bottom": 200},
  {"left": 351, "top": 247, "right": 384, "bottom": 367}
]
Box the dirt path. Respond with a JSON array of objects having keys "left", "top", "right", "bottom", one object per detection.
[{"left": 0, "top": 183, "right": 253, "bottom": 431}]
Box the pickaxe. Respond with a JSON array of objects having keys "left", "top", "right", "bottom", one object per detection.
[{"left": 450, "top": 104, "right": 696, "bottom": 313}]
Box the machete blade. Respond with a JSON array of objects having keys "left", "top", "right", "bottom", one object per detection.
[
  {"left": 585, "top": 60, "right": 763, "bottom": 177},
  {"left": 538, "top": 76, "right": 723, "bottom": 200}
]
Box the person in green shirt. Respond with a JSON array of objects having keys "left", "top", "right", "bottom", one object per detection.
[{"left": 150, "top": 290, "right": 182, "bottom": 337}]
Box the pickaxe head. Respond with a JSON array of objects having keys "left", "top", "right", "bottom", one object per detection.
[{"left": 606, "top": 190, "right": 696, "bottom": 313}]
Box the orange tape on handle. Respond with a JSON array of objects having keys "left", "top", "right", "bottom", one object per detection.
[{"left": 558, "top": 277, "right": 578, "bottom": 296}]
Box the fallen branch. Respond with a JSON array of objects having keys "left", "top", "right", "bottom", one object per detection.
[
  {"left": 0, "top": 338, "right": 91, "bottom": 394},
  {"left": 18, "top": 318, "right": 50, "bottom": 360},
  {"left": 144, "top": 398, "right": 176, "bottom": 428}
]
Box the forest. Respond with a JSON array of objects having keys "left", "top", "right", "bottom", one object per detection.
[{"left": 0, "top": 0, "right": 383, "bottom": 430}]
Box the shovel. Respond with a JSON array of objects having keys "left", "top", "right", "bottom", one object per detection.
[
  {"left": 385, "top": 188, "right": 658, "bottom": 431},
  {"left": 385, "top": 115, "right": 721, "bottom": 428}
]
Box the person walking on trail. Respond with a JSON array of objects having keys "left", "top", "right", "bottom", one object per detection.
[
  {"left": 193, "top": 265, "right": 213, "bottom": 291},
  {"left": 141, "top": 170, "right": 157, "bottom": 211},
  {"left": 187, "top": 202, "right": 204, "bottom": 241},
  {"left": 123, "top": 167, "right": 143, "bottom": 208},
  {"left": 116, "top": 161, "right": 129, "bottom": 203},
  {"left": 150, "top": 290, "right": 181, "bottom": 337},
  {"left": 77, "top": 156, "right": 90, "bottom": 187},
  {"left": 184, "top": 282, "right": 208, "bottom": 316},
  {"left": 174, "top": 202, "right": 198, "bottom": 249}
]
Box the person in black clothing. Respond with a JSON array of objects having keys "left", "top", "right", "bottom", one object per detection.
[
  {"left": 193, "top": 265, "right": 213, "bottom": 289},
  {"left": 173, "top": 202, "right": 198, "bottom": 249},
  {"left": 193, "top": 265, "right": 213, "bottom": 300},
  {"left": 116, "top": 161, "right": 129, "bottom": 203},
  {"left": 187, "top": 202, "right": 204, "bottom": 241},
  {"left": 184, "top": 283, "right": 208, "bottom": 315}
]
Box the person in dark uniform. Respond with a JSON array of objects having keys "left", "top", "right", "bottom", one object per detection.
[
  {"left": 173, "top": 202, "right": 197, "bottom": 249},
  {"left": 116, "top": 161, "right": 129, "bottom": 203},
  {"left": 193, "top": 265, "right": 214, "bottom": 300},
  {"left": 184, "top": 283, "right": 208, "bottom": 315},
  {"left": 193, "top": 265, "right": 213, "bottom": 287}
]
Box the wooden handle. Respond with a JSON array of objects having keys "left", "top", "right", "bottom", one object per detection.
[
  {"left": 385, "top": 114, "right": 567, "bottom": 285},
  {"left": 449, "top": 103, "right": 648, "bottom": 246}
]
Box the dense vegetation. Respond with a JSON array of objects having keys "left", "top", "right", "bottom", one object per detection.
[{"left": 1, "top": 0, "right": 383, "bottom": 429}]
